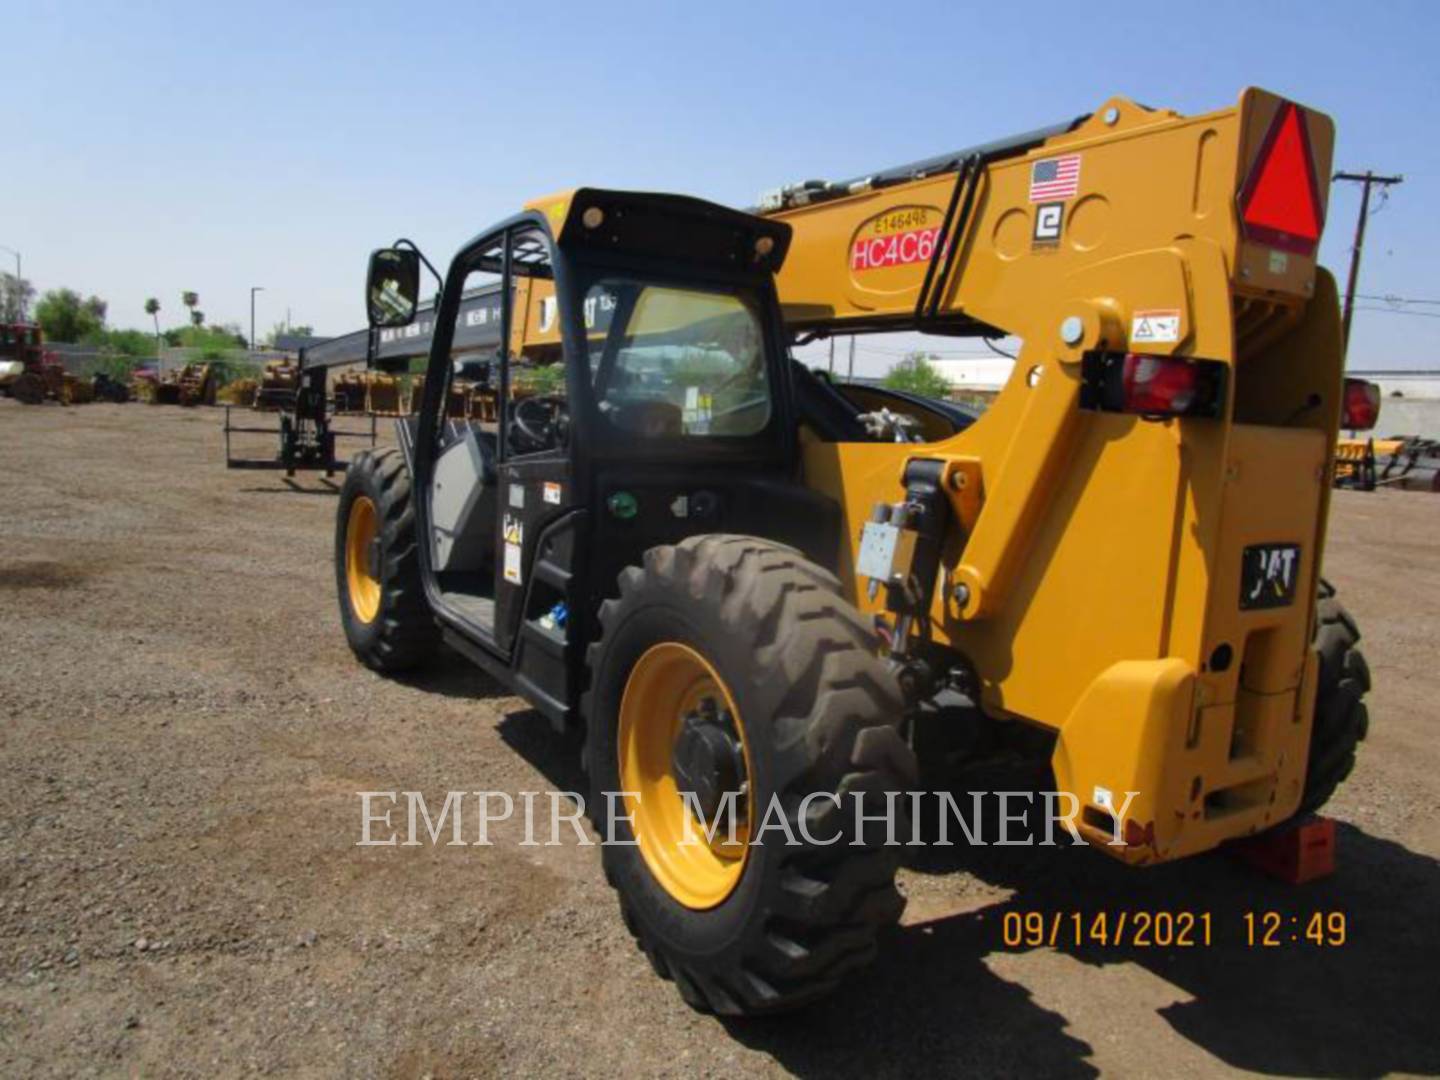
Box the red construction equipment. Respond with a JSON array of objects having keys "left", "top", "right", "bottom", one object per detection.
[{"left": 0, "top": 323, "right": 66, "bottom": 404}]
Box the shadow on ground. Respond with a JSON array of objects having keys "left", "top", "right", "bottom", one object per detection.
[
  {"left": 732, "top": 762, "right": 1440, "bottom": 1079},
  {"left": 394, "top": 648, "right": 515, "bottom": 704},
  {"left": 491, "top": 719, "right": 1440, "bottom": 1078},
  {"left": 357, "top": 637, "right": 1440, "bottom": 1080},
  {"left": 236, "top": 477, "right": 340, "bottom": 496}
]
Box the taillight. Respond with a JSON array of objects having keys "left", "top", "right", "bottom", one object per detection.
[
  {"left": 1342, "top": 377, "right": 1380, "bottom": 431},
  {"left": 1080, "top": 352, "right": 1226, "bottom": 419},
  {"left": 1238, "top": 101, "right": 1325, "bottom": 256}
]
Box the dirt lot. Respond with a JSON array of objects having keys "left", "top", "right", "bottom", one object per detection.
[{"left": 1, "top": 400, "right": 1436, "bottom": 1078}]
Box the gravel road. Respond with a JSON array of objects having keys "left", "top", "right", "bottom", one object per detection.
[{"left": 1, "top": 400, "right": 1436, "bottom": 1078}]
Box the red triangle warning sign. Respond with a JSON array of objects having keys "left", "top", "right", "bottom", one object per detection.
[{"left": 1239, "top": 103, "right": 1324, "bottom": 255}]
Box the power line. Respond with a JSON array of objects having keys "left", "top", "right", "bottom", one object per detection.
[
  {"left": 1352, "top": 305, "right": 1440, "bottom": 320},
  {"left": 1356, "top": 293, "right": 1440, "bottom": 307}
]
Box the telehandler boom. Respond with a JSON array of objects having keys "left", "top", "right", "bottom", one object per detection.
[
  {"left": 762, "top": 88, "right": 1369, "bottom": 862},
  {"left": 329, "top": 88, "right": 1370, "bottom": 1016}
]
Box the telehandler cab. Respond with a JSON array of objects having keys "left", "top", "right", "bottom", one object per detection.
[{"left": 335, "top": 88, "right": 1371, "bottom": 1016}]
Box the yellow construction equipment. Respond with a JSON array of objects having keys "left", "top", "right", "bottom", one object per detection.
[
  {"left": 218, "top": 378, "right": 259, "bottom": 408},
  {"left": 326, "top": 88, "right": 1371, "bottom": 1015},
  {"left": 61, "top": 373, "right": 95, "bottom": 404},
  {"left": 755, "top": 88, "right": 1363, "bottom": 863},
  {"left": 332, "top": 369, "right": 366, "bottom": 413},
  {"left": 254, "top": 358, "right": 300, "bottom": 410},
  {"left": 153, "top": 362, "right": 216, "bottom": 406},
  {"left": 331, "top": 369, "right": 406, "bottom": 415},
  {"left": 363, "top": 372, "right": 403, "bottom": 415}
]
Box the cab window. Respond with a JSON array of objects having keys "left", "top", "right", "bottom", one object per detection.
[{"left": 585, "top": 280, "right": 771, "bottom": 438}]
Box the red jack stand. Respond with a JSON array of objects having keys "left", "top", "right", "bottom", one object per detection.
[{"left": 1229, "top": 815, "right": 1336, "bottom": 884}]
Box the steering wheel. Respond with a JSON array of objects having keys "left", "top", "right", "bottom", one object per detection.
[{"left": 510, "top": 395, "right": 567, "bottom": 454}]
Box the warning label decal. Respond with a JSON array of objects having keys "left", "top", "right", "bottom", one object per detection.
[{"left": 1131, "top": 310, "right": 1182, "bottom": 345}]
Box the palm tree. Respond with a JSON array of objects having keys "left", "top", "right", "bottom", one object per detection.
[
  {"left": 182, "top": 291, "right": 198, "bottom": 323},
  {"left": 190, "top": 309, "right": 204, "bottom": 328},
  {"left": 144, "top": 298, "right": 161, "bottom": 342}
]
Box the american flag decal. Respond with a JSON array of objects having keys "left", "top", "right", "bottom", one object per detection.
[{"left": 1029, "top": 154, "right": 1081, "bottom": 202}]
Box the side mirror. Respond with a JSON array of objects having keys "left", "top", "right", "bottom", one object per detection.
[{"left": 366, "top": 248, "right": 421, "bottom": 328}]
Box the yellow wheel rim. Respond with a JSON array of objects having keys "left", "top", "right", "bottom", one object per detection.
[
  {"left": 345, "top": 495, "right": 381, "bottom": 624},
  {"left": 618, "top": 642, "right": 752, "bottom": 910}
]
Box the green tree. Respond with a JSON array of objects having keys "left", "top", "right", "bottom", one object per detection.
[
  {"left": 513, "top": 362, "right": 565, "bottom": 396},
  {"left": 96, "top": 328, "right": 158, "bottom": 357},
  {"left": 182, "top": 291, "right": 199, "bottom": 319},
  {"left": 34, "top": 288, "right": 107, "bottom": 343},
  {"left": 171, "top": 321, "right": 248, "bottom": 355},
  {"left": 882, "top": 352, "right": 951, "bottom": 399},
  {"left": 144, "top": 297, "right": 161, "bottom": 340},
  {"left": 1, "top": 273, "right": 35, "bottom": 323}
]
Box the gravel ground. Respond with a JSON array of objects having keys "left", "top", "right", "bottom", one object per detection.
[{"left": 1, "top": 399, "right": 1437, "bottom": 1079}]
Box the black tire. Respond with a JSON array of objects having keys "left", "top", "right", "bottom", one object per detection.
[
  {"left": 335, "top": 448, "right": 439, "bottom": 672},
  {"left": 583, "top": 535, "right": 917, "bottom": 1016},
  {"left": 12, "top": 372, "right": 46, "bottom": 405},
  {"left": 1301, "top": 579, "right": 1371, "bottom": 813}
]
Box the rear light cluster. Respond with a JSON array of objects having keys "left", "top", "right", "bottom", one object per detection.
[
  {"left": 1080, "top": 352, "right": 1226, "bottom": 419},
  {"left": 1342, "top": 377, "right": 1380, "bottom": 431}
]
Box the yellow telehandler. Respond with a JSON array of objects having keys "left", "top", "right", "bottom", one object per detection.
[{"left": 332, "top": 88, "right": 1370, "bottom": 1014}]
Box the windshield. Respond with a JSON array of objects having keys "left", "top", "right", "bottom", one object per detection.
[{"left": 584, "top": 279, "right": 772, "bottom": 438}]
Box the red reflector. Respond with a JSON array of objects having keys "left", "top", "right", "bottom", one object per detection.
[
  {"left": 1123, "top": 353, "right": 1201, "bottom": 414},
  {"left": 1342, "top": 378, "right": 1380, "bottom": 431},
  {"left": 1239, "top": 102, "right": 1324, "bottom": 255}
]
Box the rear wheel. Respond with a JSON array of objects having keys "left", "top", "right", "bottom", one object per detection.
[
  {"left": 584, "top": 535, "right": 916, "bottom": 1015},
  {"left": 1301, "top": 579, "right": 1371, "bottom": 813},
  {"left": 335, "top": 449, "right": 439, "bottom": 672},
  {"left": 12, "top": 372, "right": 45, "bottom": 404}
]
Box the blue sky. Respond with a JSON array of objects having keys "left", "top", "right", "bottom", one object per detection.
[{"left": 6, "top": 0, "right": 1438, "bottom": 374}]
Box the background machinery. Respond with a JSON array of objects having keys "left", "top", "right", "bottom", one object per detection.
[
  {"left": 0, "top": 323, "right": 65, "bottom": 404},
  {"left": 328, "top": 88, "right": 1372, "bottom": 1016},
  {"left": 223, "top": 284, "right": 520, "bottom": 476}
]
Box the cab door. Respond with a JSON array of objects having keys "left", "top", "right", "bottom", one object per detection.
[{"left": 486, "top": 227, "right": 583, "bottom": 719}]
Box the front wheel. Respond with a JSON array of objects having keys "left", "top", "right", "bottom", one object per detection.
[
  {"left": 584, "top": 535, "right": 916, "bottom": 1015},
  {"left": 334, "top": 448, "right": 439, "bottom": 672}
]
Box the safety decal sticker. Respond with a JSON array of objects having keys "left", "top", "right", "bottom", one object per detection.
[
  {"left": 1029, "top": 154, "right": 1081, "bottom": 203},
  {"left": 543, "top": 481, "right": 562, "bottom": 505},
  {"left": 508, "top": 483, "right": 525, "bottom": 509},
  {"left": 502, "top": 515, "right": 524, "bottom": 585},
  {"left": 1131, "top": 310, "right": 1182, "bottom": 345},
  {"left": 1033, "top": 202, "right": 1064, "bottom": 246}
]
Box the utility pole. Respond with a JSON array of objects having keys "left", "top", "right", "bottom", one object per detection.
[
  {"left": 250, "top": 285, "right": 265, "bottom": 352},
  {"left": 847, "top": 336, "right": 856, "bottom": 380},
  {"left": 1333, "top": 170, "right": 1403, "bottom": 359}
]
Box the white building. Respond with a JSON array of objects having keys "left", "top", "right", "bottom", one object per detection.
[
  {"left": 929, "top": 357, "right": 1015, "bottom": 394},
  {"left": 1356, "top": 371, "right": 1440, "bottom": 439}
]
